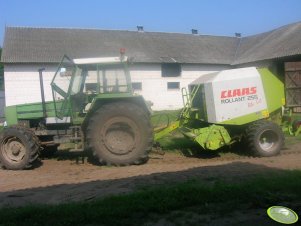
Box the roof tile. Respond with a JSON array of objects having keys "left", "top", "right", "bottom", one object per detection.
[
  {"left": 1, "top": 27, "right": 239, "bottom": 64},
  {"left": 2, "top": 22, "right": 301, "bottom": 65}
]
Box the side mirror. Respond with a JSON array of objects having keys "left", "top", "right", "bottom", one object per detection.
[{"left": 59, "top": 67, "right": 72, "bottom": 77}]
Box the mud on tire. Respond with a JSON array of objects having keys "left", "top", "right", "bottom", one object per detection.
[
  {"left": 86, "top": 102, "right": 153, "bottom": 166},
  {"left": 0, "top": 127, "right": 40, "bottom": 170},
  {"left": 245, "top": 120, "right": 284, "bottom": 157}
]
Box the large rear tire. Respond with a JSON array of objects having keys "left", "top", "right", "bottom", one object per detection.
[
  {"left": 86, "top": 102, "right": 153, "bottom": 166},
  {"left": 0, "top": 127, "right": 40, "bottom": 170},
  {"left": 245, "top": 120, "right": 284, "bottom": 157}
]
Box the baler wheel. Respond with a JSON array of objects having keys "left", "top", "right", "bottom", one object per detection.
[
  {"left": 245, "top": 121, "right": 284, "bottom": 157},
  {"left": 0, "top": 127, "right": 40, "bottom": 170},
  {"left": 86, "top": 102, "right": 153, "bottom": 166}
]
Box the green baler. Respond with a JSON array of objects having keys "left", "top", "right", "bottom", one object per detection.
[{"left": 155, "top": 67, "right": 300, "bottom": 156}]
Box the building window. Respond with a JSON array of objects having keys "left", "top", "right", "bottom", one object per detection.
[
  {"left": 132, "top": 82, "right": 142, "bottom": 91},
  {"left": 85, "top": 83, "right": 98, "bottom": 93},
  {"left": 161, "top": 63, "right": 181, "bottom": 77},
  {"left": 167, "top": 82, "right": 180, "bottom": 90}
]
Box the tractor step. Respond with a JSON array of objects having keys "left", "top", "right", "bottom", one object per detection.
[
  {"left": 69, "top": 137, "right": 82, "bottom": 141},
  {"left": 69, "top": 149, "right": 84, "bottom": 152},
  {"left": 69, "top": 126, "right": 84, "bottom": 152}
]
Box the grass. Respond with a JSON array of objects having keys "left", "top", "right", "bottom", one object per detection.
[
  {"left": 0, "top": 170, "right": 301, "bottom": 226},
  {"left": 151, "top": 110, "right": 181, "bottom": 128},
  {"left": 285, "top": 133, "right": 301, "bottom": 145},
  {"left": 152, "top": 110, "right": 198, "bottom": 153}
]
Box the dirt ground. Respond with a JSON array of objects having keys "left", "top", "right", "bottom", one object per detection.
[
  {"left": 1, "top": 141, "right": 301, "bottom": 209},
  {"left": 1, "top": 141, "right": 301, "bottom": 225}
]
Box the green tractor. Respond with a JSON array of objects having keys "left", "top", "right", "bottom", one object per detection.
[{"left": 0, "top": 54, "right": 153, "bottom": 170}]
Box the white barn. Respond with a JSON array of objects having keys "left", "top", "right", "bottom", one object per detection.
[{"left": 1, "top": 22, "right": 301, "bottom": 111}]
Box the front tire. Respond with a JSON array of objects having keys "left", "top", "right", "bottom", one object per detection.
[
  {"left": 0, "top": 127, "right": 40, "bottom": 170},
  {"left": 245, "top": 121, "right": 284, "bottom": 157},
  {"left": 86, "top": 102, "right": 153, "bottom": 166}
]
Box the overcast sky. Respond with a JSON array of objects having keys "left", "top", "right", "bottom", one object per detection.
[{"left": 1, "top": 0, "right": 301, "bottom": 46}]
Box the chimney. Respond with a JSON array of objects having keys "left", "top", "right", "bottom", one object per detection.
[
  {"left": 191, "top": 29, "right": 198, "bottom": 35},
  {"left": 137, "top": 26, "right": 144, "bottom": 32},
  {"left": 235, "top": 33, "right": 242, "bottom": 38}
]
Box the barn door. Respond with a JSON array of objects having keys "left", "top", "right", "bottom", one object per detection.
[{"left": 285, "top": 62, "right": 301, "bottom": 113}]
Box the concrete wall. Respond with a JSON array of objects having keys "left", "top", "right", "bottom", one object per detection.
[{"left": 4, "top": 63, "right": 229, "bottom": 111}]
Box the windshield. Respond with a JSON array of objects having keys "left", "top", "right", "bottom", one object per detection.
[{"left": 84, "top": 64, "right": 131, "bottom": 94}]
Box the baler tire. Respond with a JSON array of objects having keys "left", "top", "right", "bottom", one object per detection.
[
  {"left": 245, "top": 120, "right": 284, "bottom": 157},
  {"left": 86, "top": 102, "right": 153, "bottom": 166},
  {"left": 0, "top": 127, "right": 40, "bottom": 170}
]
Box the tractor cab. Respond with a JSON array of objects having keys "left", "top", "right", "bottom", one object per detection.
[{"left": 51, "top": 53, "right": 133, "bottom": 122}]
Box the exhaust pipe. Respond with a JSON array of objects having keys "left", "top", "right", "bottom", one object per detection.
[{"left": 38, "top": 68, "right": 47, "bottom": 118}]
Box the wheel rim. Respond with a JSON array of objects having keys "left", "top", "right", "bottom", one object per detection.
[
  {"left": 101, "top": 117, "right": 140, "bottom": 155},
  {"left": 258, "top": 130, "right": 278, "bottom": 151},
  {"left": 1, "top": 137, "right": 26, "bottom": 164}
]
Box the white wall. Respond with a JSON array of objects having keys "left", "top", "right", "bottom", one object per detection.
[
  {"left": 4, "top": 63, "right": 229, "bottom": 110},
  {"left": 130, "top": 64, "right": 230, "bottom": 110},
  {"left": 4, "top": 64, "right": 57, "bottom": 107}
]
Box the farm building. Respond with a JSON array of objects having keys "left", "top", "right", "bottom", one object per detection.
[{"left": 1, "top": 22, "right": 301, "bottom": 111}]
